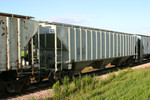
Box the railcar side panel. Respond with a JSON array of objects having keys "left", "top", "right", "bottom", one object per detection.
[{"left": 0, "top": 16, "right": 38, "bottom": 72}]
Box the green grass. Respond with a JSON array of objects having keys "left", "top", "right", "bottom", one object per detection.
[{"left": 52, "top": 68, "right": 150, "bottom": 100}]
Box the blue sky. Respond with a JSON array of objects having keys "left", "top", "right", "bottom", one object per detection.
[{"left": 0, "top": 0, "right": 150, "bottom": 35}]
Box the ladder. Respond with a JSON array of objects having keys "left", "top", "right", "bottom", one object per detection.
[{"left": 55, "top": 40, "right": 63, "bottom": 71}]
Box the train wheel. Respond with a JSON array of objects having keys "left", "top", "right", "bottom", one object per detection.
[
  {"left": 6, "top": 83, "right": 16, "bottom": 93},
  {"left": 35, "top": 76, "right": 43, "bottom": 82},
  {"left": 48, "top": 72, "right": 56, "bottom": 86},
  {"left": 0, "top": 82, "right": 5, "bottom": 96},
  {"left": 22, "top": 78, "right": 31, "bottom": 91},
  {"left": 139, "top": 57, "right": 143, "bottom": 63},
  {"left": 39, "top": 77, "right": 44, "bottom": 82}
]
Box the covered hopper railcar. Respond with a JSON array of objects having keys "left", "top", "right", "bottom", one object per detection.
[
  {"left": 0, "top": 13, "right": 40, "bottom": 93},
  {"left": 38, "top": 21, "right": 149, "bottom": 82}
]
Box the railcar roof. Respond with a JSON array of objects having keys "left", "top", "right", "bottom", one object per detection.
[
  {"left": 136, "top": 34, "right": 150, "bottom": 37},
  {"left": 0, "top": 12, "right": 34, "bottom": 19},
  {"left": 39, "top": 21, "right": 137, "bottom": 35}
]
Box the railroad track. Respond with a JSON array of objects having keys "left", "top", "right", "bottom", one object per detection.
[
  {"left": 1, "top": 80, "right": 50, "bottom": 99},
  {"left": 2, "top": 59, "right": 150, "bottom": 99}
]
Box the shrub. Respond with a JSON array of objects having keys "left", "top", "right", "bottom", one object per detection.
[
  {"left": 82, "top": 75, "right": 94, "bottom": 92},
  {"left": 62, "top": 76, "right": 70, "bottom": 96},
  {"left": 52, "top": 81, "right": 61, "bottom": 96},
  {"left": 63, "top": 76, "right": 70, "bottom": 86},
  {"left": 104, "top": 72, "right": 116, "bottom": 84},
  {"left": 73, "top": 75, "right": 82, "bottom": 90}
]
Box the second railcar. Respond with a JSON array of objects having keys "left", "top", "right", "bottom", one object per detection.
[{"left": 38, "top": 21, "right": 140, "bottom": 80}]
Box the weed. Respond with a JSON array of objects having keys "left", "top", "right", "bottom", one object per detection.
[
  {"left": 62, "top": 76, "right": 71, "bottom": 96},
  {"left": 52, "top": 81, "right": 61, "bottom": 97},
  {"left": 63, "top": 76, "right": 70, "bottom": 86},
  {"left": 51, "top": 68, "right": 150, "bottom": 100},
  {"left": 31, "top": 96, "right": 36, "bottom": 100},
  {"left": 73, "top": 76, "right": 82, "bottom": 90}
]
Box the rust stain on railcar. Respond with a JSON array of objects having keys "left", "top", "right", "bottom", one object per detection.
[
  {"left": 17, "top": 19, "right": 21, "bottom": 70},
  {"left": 6, "top": 21, "right": 9, "bottom": 70},
  {"left": 1, "top": 33, "right": 5, "bottom": 36},
  {"left": 32, "top": 64, "right": 34, "bottom": 75},
  {"left": 23, "top": 21, "right": 28, "bottom": 29},
  {"left": 81, "top": 66, "right": 98, "bottom": 73},
  {"left": 105, "top": 63, "right": 115, "bottom": 68},
  {"left": 2, "top": 27, "right": 5, "bottom": 30},
  {"left": 17, "top": 60, "right": 21, "bottom": 70},
  {"left": 1, "top": 26, "right": 5, "bottom": 36},
  {"left": 31, "top": 38, "right": 34, "bottom": 75},
  {"left": 0, "top": 20, "right": 4, "bottom": 24}
]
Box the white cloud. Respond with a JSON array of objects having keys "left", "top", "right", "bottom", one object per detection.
[
  {"left": 142, "top": 28, "right": 150, "bottom": 36},
  {"left": 49, "top": 16, "right": 92, "bottom": 24}
]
